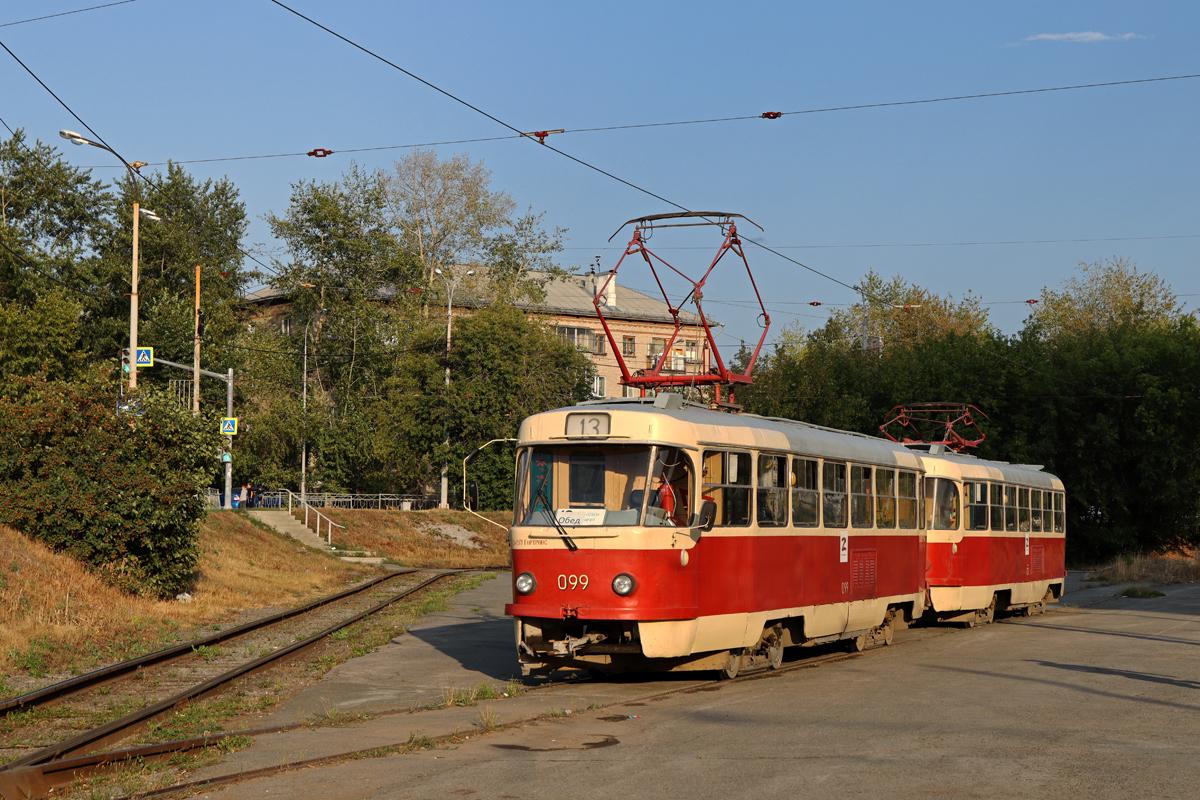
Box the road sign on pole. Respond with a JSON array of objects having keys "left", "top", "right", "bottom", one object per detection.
[
  {"left": 220, "top": 417, "right": 238, "bottom": 436},
  {"left": 135, "top": 347, "right": 155, "bottom": 368}
]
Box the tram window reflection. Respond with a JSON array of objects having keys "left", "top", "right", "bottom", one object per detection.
[
  {"left": 990, "top": 483, "right": 1004, "bottom": 532},
  {"left": 791, "top": 457, "right": 819, "bottom": 527},
  {"left": 703, "top": 450, "right": 751, "bottom": 526},
  {"left": 1019, "top": 487, "right": 1031, "bottom": 532},
  {"left": 757, "top": 454, "right": 788, "bottom": 527},
  {"left": 647, "top": 446, "right": 693, "bottom": 527},
  {"left": 925, "top": 478, "right": 960, "bottom": 530},
  {"left": 875, "top": 468, "right": 896, "bottom": 528},
  {"left": 966, "top": 481, "right": 988, "bottom": 531},
  {"left": 1030, "top": 489, "right": 1043, "bottom": 532},
  {"left": 823, "top": 462, "right": 848, "bottom": 528},
  {"left": 1004, "top": 486, "right": 1018, "bottom": 531},
  {"left": 851, "top": 465, "right": 874, "bottom": 528},
  {"left": 897, "top": 471, "right": 918, "bottom": 529},
  {"left": 517, "top": 445, "right": 653, "bottom": 526},
  {"left": 1053, "top": 492, "right": 1065, "bottom": 532}
]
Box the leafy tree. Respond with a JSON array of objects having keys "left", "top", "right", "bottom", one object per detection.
[
  {"left": 1030, "top": 257, "right": 1181, "bottom": 339},
  {"left": 376, "top": 306, "right": 592, "bottom": 506},
  {"left": 385, "top": 149, "right": 515, "bottom": 288}
]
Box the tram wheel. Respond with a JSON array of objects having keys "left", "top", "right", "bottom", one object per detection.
[
  {"left": 977, "top": 595, "right": 996, "bottom": 626},
  {"left": 719, "top": 650, "right": 742, "bottom": 680},
  {"left": 765, "top": 637, "right": 784, "bottom": 670}
]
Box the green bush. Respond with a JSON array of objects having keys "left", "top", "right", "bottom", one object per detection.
[{"left": 0, "top": 370, "right": 221, "bottom": 597}]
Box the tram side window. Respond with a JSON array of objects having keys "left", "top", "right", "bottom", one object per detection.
[
  {"left": 897, "top": 471, "right": 918, "bottom": 528},
  {"left": 875, "top": 468, "right": 897, "bottom": 528},
  {"left": 990, "top": 484, "right": 1004, "bottom": 532},
  {"left": 925, "top": 478, "right": 960, "bottom": 530},
  {"left": 1018, "top": 487, "right": 1031, "bottom": 532},
  {"left": 703, "top": 450, "right": 751, "bottom": 527},
  {"left": 1053, "top": 492, "right": 1065, "bottom": 533},
  {"left": 757, "top": 454, "right": 788, "bottom": 527},
  {"left": 823, "top": 462, "right": 848, "bottom": 528},
  {"left": 966, "top": 481, "right": 989, "bottom": 531},
  {"left": 1044, "top": 491, "right": 1054, "bottom": 533},
  {"left": 850, "top": 465, "right": 874, "bottom": 528},
  {"left": 791, "top": 457, "right": 819, "bottom": 527},
  {"left": 1030, "top": 489, "right": 1043, "bottom": 532},
  {"left": 647, "top": 446, "right": 693, "bottom": 527},
  {"left": 1004, "top": 485, "right": 1018, "bottom": 531}
]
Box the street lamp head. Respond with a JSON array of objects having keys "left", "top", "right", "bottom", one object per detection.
[
  {"left": 139, "top": 208, "right": 161, "bottom": 222},
  {"left": 434, "top": 268, "right": 444, "bottom": 276},
  {"left": 466, "top": 270, "right": 476, "bottom": 277},
  {"left": 59, "top": 129, "right": 89, "bottom": 146},
  {"left": 299, "top": 282, "right": 317, "bottom": 289}
]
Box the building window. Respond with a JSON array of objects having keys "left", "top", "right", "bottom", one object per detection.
[
  {"left": 684, "top": 340, "right": 698, "bottom": 361},
  {"left": 591, "top": 375, "right": 606, "bottom": 398},
  {"left": 622, "top": 336, "right": 636, "bottom": 356},
  {"left": 281, "top": 316, "right": 293, "bottom": 336},
  {"left": 558, "top": 326, "right": 603, "bottom": 355},
  {"left": 622, "top": 384, "right": 641, "bottom": 399}
]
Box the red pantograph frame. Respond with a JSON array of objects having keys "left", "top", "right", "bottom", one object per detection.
[
  {"left": 592, "top": 213, "right": 771, "bottom": 399},
  {"left": 880, "top": 402, "right": 989, "bottom": 451}
]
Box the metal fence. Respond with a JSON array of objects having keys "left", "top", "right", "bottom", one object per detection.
[{"left": 252, "top": 491, "right": 441, "bottom": 511}]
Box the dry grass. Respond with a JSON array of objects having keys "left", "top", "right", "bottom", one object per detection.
[
  {"left": 1089, "top": 551, "right": 1200, "bottom": 586},
  {"left": 0, "top": 512, "right": 374, "bottom": 680},
  {"left": 323, "top": 509, "right": 511, "bottom": 568}
]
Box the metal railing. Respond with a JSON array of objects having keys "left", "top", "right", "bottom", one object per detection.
[
  {"left": 255, "top": 491, "right": 439, "bottom": 511},
  {"left": 283, "top": 489, "right": 346, "bottom": 546}
]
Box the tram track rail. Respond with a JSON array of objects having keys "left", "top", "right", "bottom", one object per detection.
[
  {"left": 0, "top": 568, "right": 496, "bottom": 800},
  {"left": 15, "top": 622, "right": 962, "bottom": 800}
]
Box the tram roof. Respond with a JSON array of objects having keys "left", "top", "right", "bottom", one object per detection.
[{"left": 524, "top": 396, "right": 1061, "bottom": 484}]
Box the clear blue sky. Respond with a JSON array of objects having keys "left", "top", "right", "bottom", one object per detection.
[{"left": 3, "top": 1, "right": 1197, "bottom": 345}]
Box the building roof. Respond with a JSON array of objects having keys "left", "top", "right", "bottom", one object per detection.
[{"left": 244, "top": 270, "right": 706, "bottom": 326}]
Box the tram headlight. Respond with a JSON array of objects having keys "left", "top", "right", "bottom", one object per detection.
[
  {"left": 514, "top": 572, "right": 537, "bottom": 595},
  {"left": 611, "top": 573, "right": 636, "bottom": 596}
]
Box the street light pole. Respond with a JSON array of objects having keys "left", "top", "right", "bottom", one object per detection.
[
  {"left": 435, "top": 267, "right": 474, "bottom": 509},
  {"left": 193, "top": 264, "right": 201, "bottom": 414},
  {"left": 300, "top": 319, "right": 309, "bottom": 504},
  {"left": 130, "top": 201, "right": 141, "bottom": 389},
  {"left": 59, "top": 131, "right": 157, "bottom": 392}
]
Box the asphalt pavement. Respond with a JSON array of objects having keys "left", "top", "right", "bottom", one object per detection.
[{"left": 199, "top": 581, "right": 1200, "bottom": 800}]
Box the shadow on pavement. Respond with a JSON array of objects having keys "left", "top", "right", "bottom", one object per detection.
[
  {"left": 1028, "top": 660, "right": 1200, "bottom": 690},
  {"left": 408, "top": 613, "right": 520, "bottom": 681},
  {"left": 1003, "top": 619, "right": 1200, "bottom": 647},
  {"left": 927, "top": 664, "right": 1200, "bottom": 713}
]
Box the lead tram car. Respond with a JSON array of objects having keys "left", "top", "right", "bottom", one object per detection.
[{"left": 505, "top": 395, "right": 1067, "bottom": 678}]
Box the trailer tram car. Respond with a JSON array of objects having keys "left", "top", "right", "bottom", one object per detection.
[{"left": 505, "top": 395, "right": 1066, "bottom": 677}]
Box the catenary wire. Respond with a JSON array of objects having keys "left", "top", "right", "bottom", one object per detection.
[
  {"left": 0, "top": 41, "right": 286, "bottom": 279},
  {"left": 67, "top": 73, "right": 1200, "bottom": 169},
  {"left": 265, "top": 0, "right": 868, "bottom": 299},
  {"left": 0, "top": 0, "right": 137, "bottom": 29}
]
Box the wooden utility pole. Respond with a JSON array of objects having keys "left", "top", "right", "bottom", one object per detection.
[
  {"left": 193, "top": 264, "right": 201, "bottom": 414},
  {"left": 129, "top": 201, "right": 140, "bottom": 390}
]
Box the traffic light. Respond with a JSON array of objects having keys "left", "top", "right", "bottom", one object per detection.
[{"left": 120, "top": 348, "right": 131, "bottom": 374}]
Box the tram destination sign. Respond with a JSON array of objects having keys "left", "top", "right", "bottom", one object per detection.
[{"left": 565, "top": 412, "right": 610, "bottom": 437}]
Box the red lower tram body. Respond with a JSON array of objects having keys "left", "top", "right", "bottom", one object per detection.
[{"left": 508, "top": 530, "right": 1065, "bottom": 675}]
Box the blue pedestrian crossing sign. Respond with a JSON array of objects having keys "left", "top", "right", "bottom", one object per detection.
[
  {"left": 135, "top": 347, "right": 154, "bottom": 367},
  {"left": 220, "top": 417, "right": 238, "bottom": 436}
]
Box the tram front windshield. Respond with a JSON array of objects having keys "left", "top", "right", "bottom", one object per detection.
[{"left": 516, "top": 445, "right": 691, "bottom": 527}]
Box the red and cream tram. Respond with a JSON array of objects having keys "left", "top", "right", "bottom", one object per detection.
[{"left": 505, "top": 395, "right": 1066, "bottom": 677}]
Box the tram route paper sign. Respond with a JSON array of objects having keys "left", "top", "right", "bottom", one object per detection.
[{"left": 556, "top": 508, "right": 606, "bottom": 526}]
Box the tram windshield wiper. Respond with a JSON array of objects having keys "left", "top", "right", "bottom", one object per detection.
[{"left": 534, "top": 475, "right": 578, "bottom": 552}]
